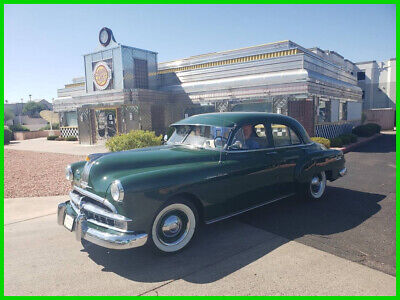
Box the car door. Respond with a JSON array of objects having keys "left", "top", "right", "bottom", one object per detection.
[
  {"left": 221, "top": 123, "right": 281, "bottom": 213},
  {"left": 269, "top": 122, "right": 305, "bottom": 196}
]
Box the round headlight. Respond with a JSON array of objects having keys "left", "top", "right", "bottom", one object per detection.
[
  {"left": 110, "top": 180, "right": 124, "bottom": 202},
  {"left": 65, "top": 165, "right": 73, "bottom": 181}
]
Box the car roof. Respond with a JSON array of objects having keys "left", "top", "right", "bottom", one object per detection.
[{"left": 172, "top": 112, "right": 295, "bottom": 127}]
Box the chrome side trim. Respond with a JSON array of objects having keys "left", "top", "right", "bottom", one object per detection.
[
  {"left": 73, "top": 186, "right": 117, "bottom": 213},
  {"left": 205, "top": 193, "right": 295, "bottom": 224}
]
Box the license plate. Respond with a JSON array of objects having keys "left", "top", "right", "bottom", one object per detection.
[{"left": 64, "top": 214, "right": 75, "bottom": 231}]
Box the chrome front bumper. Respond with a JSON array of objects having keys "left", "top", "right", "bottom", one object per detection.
[{"left": 57, "top": 202, "right": 148, "bottom": 250}]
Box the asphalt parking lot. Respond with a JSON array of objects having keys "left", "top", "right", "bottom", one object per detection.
[
  {"left": 239, "top": 133, "right": 396, "bottom": 276},
  {"left": 4, "top": 133, "right": 396, "bottom": 295}
]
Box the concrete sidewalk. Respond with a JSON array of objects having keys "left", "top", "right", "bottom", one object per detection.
[
  {"left": 4, "top": 195, "right": 68, "bottom": 225},
  {"left": 4, "top": 137, "right": 107, "bottom": 156},
  {"left": 4, "top": 195, "right": 396, "bottom": 296}
]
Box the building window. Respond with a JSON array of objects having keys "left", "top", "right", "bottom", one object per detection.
[
  {"left": 318, "top": 99, "right": 331, "bottom": 123},
  {"left": 362, "top": 91, "right": 365, "bottom": 100},
  {"left": 134, "top": 59, "right": 149, "bottom": 89},
  {"left": 339, "top": 102, "right": 347, "bottom": 121},
  {"left": 357, "top": 71, "right": 365, "bottom": 81}
]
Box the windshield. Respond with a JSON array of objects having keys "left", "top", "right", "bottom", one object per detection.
[{"left": 167, "top": 125, "right": 232, "bottom": 150}]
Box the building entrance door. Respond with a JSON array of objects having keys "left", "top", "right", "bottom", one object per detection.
[{"left": 94, "top": 108, "right": 118, "bottom": 141}]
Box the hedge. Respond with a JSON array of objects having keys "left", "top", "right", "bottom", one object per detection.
[
  {"left": 352, "top": 123, "right": 381, "bottom": 137},
  {"left": 47, "top": 135, "right": 59, "bottom": 140},
  {"left": 9, "top": 124, "right": 30, "bottom": 132},
  {"left": 329, "top": 137, "right": 343, "bottom": 148},
  {"left": 4, "top": 128, "right": 13, "bottom": 144},
  {"left": 106, "top": 130, "right": 163, "bottom": 152},
  {"left": 311, "top": 137, "right": 330, "bottom": 148},
  {"left": 65, "top": 136, "right": 78, "bottom": 141}
]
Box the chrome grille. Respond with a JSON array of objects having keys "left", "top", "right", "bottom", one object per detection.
[
  {"left": 83, "top": 209, "right": 115, "bottom": 227},
  {"left": 69, "top": 190, "right": 131, "bottom": 233}
]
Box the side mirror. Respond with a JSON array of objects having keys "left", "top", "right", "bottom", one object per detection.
[
  {"left": 228, "top": 140, "right": 242, "bottom": 150},
  {"left": 163, "top": 135, "right": 168, "bottom": 142},
  {"left": 214, "top": 136, "right": 223, "bottom": 148}
]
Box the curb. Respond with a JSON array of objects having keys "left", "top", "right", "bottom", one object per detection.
[{"left": 332, "top": 133, "right": 382, "bottom": 154}]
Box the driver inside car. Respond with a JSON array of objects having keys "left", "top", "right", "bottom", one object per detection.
[{"left": 242, "top": 124, "right": 260, "bottom": 150}]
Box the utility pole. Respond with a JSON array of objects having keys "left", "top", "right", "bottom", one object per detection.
[
  {"left": 29, "top": 94, "right": 32, "bottom": 102},
  {"left": 19, "top": 98, "right": 23, "bottom": 124}
]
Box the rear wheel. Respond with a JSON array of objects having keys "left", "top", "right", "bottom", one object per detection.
[
  {"left": 148, "top": 199, "right": 198, "bottom": 254},
  {"left": 298, "top": 171, "right": 327, "bottom": 201}
]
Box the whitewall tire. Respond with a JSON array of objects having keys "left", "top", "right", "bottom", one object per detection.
[{"left": 149, "top": 201, "right": 198, "bottom": 253}]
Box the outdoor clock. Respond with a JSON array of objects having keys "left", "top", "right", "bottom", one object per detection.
[{"left": 99, "top": 27, "right": 114, "bottom": 47}]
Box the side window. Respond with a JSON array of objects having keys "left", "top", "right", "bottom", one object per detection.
[
  {"left": 271, "top": 124, "right": 302, "bottom": 147},
  {"left": 231, "top": 124, "right": 269, "bottom": 150}
]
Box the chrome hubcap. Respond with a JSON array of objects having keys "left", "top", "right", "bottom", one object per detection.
[
  {"left": 311, "top": 177, "right": 320, "bottom": 186},
  {"left": 310, "top": 172, "right": 326, "bottom": 198},
  {"left": 161, "top": 215, "right": 182, "bottom": 237}
]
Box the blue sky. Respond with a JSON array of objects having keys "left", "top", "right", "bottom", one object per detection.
[{"left": 4, "top": 4, "right": 396, "bottom": 103}]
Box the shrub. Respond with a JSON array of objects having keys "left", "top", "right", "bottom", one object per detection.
[
  {"left": 365, "top": 123, "right": 381, "bottom": 134},
  {"left": 106, "top": 130, "right": 163, "bottom": 152},
  {"left": 338, "top": 135, "right": 351, "bottom": 145},
  {"left": 65, "top": 136, "right": 78, "bottom": 141},
  {"left": 40, "top": 123, "right": 60, "bottom": 130},
  {"left": 352, "top": 123, "right": 380, "bottom": 137},
  {"left": 348, "top": 133, "right": 358, "bottom": 143},
  {"left": 311, "top": 137, "right": 330, "bottom": 149},
  {"left": 4, "top": 128, "right": 13, "bottom": 144},
  {"left": 9, "top": 124, "right": 30, "bottom": 132},
  {"left": 329, "top": 137, "right": 343, "bottom": 148},
  {"left": 47, "top": 135, "right": 59, "bottom": 140},
  {"left": 55, "top": 136, "right": 65, "bottom": 141}
]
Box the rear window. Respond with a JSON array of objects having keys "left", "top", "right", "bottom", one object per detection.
[{"left": 271, "top": 124, "right": 302, "bottom": 147}]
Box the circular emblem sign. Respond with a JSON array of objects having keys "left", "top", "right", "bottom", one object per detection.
[{"left": 93, "top": 61, "right": 112, "bottom": 90}]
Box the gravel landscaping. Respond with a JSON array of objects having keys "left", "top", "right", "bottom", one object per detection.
[{"left": 4, "top": 149, "right": 85, "bottom": 198}]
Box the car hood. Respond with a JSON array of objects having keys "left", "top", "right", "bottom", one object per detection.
[{"left": 80, "top": 145, "right": 220, "bottom": 195}]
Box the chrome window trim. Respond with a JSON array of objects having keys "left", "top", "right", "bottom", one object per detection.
[
  {"left": 223, "top": 142, "right": 313, "bottom": 153},
  {"left": 73, "top": 186, "right": 117, "bottom": 213}
]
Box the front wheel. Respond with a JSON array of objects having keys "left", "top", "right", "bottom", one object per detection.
[
  {"left": 148, "top": 200, "right": 198, "bottom": 254},
  {"left": 298, "top": 171, "right": 327, "bottom": 201}
]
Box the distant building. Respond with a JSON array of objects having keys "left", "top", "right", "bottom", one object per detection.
[
  {"left": 355, "top": 59, "right": 396, "bottom": 110},
  {"left": 4, "top": 99, "right": 52, "bottom": 129},
  {"left": 54, "top": 28, "right": 364, "bottom": 143}
]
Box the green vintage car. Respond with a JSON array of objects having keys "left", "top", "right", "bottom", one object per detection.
[{"left": 57, "top": 112, "right": 347, "bottom": 253}]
